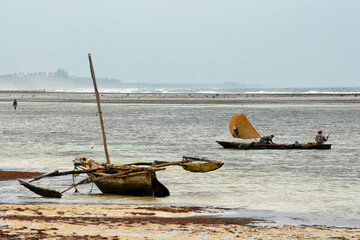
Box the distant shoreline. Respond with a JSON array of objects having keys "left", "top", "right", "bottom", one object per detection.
[{"left": 0, "top": 90, "right": 359, "bottom": 104}]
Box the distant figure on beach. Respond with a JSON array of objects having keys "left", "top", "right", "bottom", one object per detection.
[
  {"left": 12, "top": 99, "right": 17, "bottom": 110},
  {"left": 315, "top": 130, "right": 328, "bottom": 144},
  {"left": 259, "top": 133, "right": 275, "bottom": 144}
]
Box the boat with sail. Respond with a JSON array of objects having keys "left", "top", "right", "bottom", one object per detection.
[{"left": 216, "top": 113, "right": 331, "bottom": 150}]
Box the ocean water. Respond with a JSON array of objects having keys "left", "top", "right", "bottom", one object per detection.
[
  {"left": 0, "top": 100, "right": 359, "bottom": 227},
  {"left": 61, "top": 86, "right": 360, "bottom": 94}
]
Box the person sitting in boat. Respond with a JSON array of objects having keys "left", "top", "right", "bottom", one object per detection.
[
  {"left": 315, "top": 130, "right": 328, "bottom": 144},
  {"left": 259, "top": 133, "right": 275, "bottom": 144}
]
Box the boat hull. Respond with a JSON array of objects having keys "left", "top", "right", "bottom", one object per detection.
[
  {"left": 89, "top": 171, "right": 170, "bottom": 197},
  {"left": 216, "top": 141, "right": 331, "bottom": 150}
]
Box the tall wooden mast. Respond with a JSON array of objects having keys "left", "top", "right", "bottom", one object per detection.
[{"left": 88, "top": 53, "right": 111, "bottom": 165}]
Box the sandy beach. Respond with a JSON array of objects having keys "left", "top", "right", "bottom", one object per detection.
[
  {"left": 0, "top": 203, "right": 359, "bottom": 239},
  {"left": 0, "top": 90, "right": 360, "bottom": 104},
  {"left": 0, "top": 172, "right": 359, "bottom": 239}
]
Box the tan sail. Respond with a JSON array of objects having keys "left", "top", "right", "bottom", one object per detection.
[{"left": 229, "top": 114, "right": 261, "bottom": 139}]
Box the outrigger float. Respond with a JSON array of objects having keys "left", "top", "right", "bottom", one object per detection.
[
  {"left": 217, "top": 113, "right": 331, "bottom": 150},
  {"left": 18, "top": 54, "right": 223, "bottom": 198}
]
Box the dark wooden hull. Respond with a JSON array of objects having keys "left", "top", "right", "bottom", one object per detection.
[
  {"left": 216, "top": 141, "right": 331, "bottom": 150},
  {"left": 89, "top": 171, "right": 170, "bottom": 197}
]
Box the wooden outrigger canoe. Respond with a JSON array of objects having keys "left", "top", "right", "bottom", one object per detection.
[
  {"left": 18, "top": 155, "right": 223, "bottom": 198},
  {"left": 74, "top": 156, "right": 170, "bottom": 197},
  {"left": 216, "top": 141, "right": 331, "bottom": 150},
  {"left": 73, "top": 156, "right": 222, "bottom": 197},
  {"left": 18, "top": 54, "right": 223, "bottom": 199}
]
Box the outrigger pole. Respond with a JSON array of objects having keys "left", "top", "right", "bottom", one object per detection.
[{"left": 88, "top": 53, "right": 111, "bottom": 165}]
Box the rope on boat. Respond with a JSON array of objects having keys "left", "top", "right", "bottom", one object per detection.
[{"left": 88, "top": 182, "right": 94, "bottom": 194}]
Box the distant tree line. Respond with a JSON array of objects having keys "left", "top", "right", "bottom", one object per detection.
[{"left": 0, "top": 69, "right": 69, "bottom": 79}]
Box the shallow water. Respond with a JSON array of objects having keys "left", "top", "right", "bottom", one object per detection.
[{"left": 0, "top": 101, "right": 359, "bottom": 227}]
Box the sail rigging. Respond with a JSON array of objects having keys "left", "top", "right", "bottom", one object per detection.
[{"left": 229, "top": 114, "right": 261, "bottom": 139}]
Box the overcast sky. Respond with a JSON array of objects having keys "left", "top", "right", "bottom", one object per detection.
[{"left": 1, "top": 0, "right": 359, "bottom": 88}]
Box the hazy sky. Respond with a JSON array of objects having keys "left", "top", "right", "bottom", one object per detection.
[{"left": 1, "top": 0, "right": 359, "bottom": 88}]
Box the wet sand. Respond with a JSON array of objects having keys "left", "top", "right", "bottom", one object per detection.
[
  {"left": 1, "top": 172, "right": 359, "bottom": 240},
  {"left": 0, "top": 204, "right": 359, "bottom": 239},
  {"left": 0, "top": 90, "right": 360, "bottom": 104}
]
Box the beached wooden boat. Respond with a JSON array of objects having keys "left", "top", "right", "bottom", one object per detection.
[
  {"left": 74, "top": 156, "right": 170, "bottom": 197},
  {"left": 19, "top": 155, "right": 223, "bottom": 198},
  {"left": 217, "top": 113, "right": 331, "bottom": 150},
  {"left": 18, "top": 54, "right": 223, "bottom": 198},
  {"left": 216, "top": 141, "right": 331, "bottom": 150},
  {"left": 73, "top": 156, "right": 222, "bottom": 197}
]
